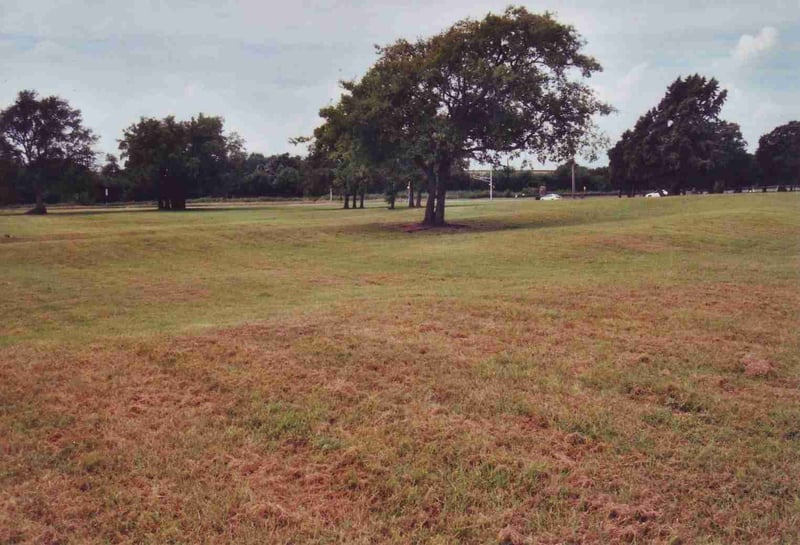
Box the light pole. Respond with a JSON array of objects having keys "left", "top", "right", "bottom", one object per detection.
[
  {"left": 506, "top": 157, "right": 510, "bottom": 196},
  {"left": 571, "top": 158, "right": 576, "bottom": 198}
]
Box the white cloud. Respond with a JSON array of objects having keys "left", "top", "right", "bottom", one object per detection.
[{"left": 732, "top": 26, "right": 778, "bottom": 63}]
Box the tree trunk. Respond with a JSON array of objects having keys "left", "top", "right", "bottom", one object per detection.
[
  {"left": 433, "top": 158, "right": 450, "bottom": 226},
  {"left": 423, "top": 172, "right": 436, "bottom": 225},
  {"left": 407, "top": 181, "right": 414, "bottom": 207},
  {"left": 359, "top": 191, "right": 365, "bottom": 209},
  {"left": 344, "top": 193, "right": 350, "bottom": 208},
  {"left": 28, "top": 182, "right": 47, "bottom": 214},
  {"left": 434, "top": 184, "right": 446, "bottom": 225}
]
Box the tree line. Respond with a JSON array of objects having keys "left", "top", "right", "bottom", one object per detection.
[
  {"left": 0, "top": 94, "right": 333, "bottom": 213},
  {"left": 2, "top": 6, "right": 798, "bottom": 217}
]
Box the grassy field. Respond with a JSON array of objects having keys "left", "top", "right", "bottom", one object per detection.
[{"left": 1, "top": 194, "right": 798, "bottom": 544}]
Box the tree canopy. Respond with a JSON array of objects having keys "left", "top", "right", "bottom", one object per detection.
[
  {"left": 310, "top": 6, "right": 611, "bottom": 224},
  {"left": 608, "top": 75, "right": 750, "bottom": 196},
  {"left": 118, "top": 114, "right": 243, "bottom": 209}
]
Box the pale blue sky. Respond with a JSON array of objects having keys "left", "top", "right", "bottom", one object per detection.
[{"left": 1, "top": 0, "right": 797, "bottom": 166}]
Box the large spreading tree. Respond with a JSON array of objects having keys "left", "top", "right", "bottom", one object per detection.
[
  {"left": 311, "top": 6, "right": 611, "bottom": 225},
  {"left": 608, "top": 75, "right": 749, "bottom": 196},
  {"left": 0, "top": 90, "right": 97, "bottom": 213},
  {"left": 756, "top": 121, "right": 799, "bottom": 190}
]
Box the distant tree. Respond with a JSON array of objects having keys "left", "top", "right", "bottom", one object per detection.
[
  {"left": 0, "top": 137, "right": 14, "bottom": 193},
  {"left": 185, "top": 115, "right": 242, "bottom": 197},
  {"left": 546, "top": 162, "right": 609, "bottom": 193},
  {"left": 608, "top": 75, "right": 748, "bottom": 196},
  {"left": 654, "top": 76, "right": 728, "bottom": 194},
  {"left": 234, "top": 153, "right": 270, "bottom": 196},
  {"left": 552, "top": 161, "right": 588, "bottom": 192},
  {"left": 119, "top": 116, "right": 187, "bottom": 209},
  {"left": 587, "top": 166, "right": 610, "bottom": 191},
  {"left": 311, "top": 7, "right": 611, "bottom": 225},
  {"left": 274, "top": 165, "right": 302, "bottom": 195},
  {"left": 756, "top": 121, "right": 799, "bottom": 190},
  {"left": 302, "top": 102, "right": 372, "bottom": 209},
  {"left": 230, "top": 152, "right": 310, "bottom": 198},
  {"left": 0, "top": 136, "right": 21, "bottom": 204},
  {"left": 608, "top": 110, "right": 659, "bottom": 197},
  {"left": 0, "top": 90, "right": 97, "bottom": 213},
  {"left": 95, "top": 154, "right": 128, "bottom": 202},
  {"left": 393, "top": 157, "right": 425, "bottom": 207},
  {"left": 100, "top": 154, "right": 121, "bottom": 179},
  {"left": 301, "top": 163, "right": 335, "bottom": 199},
  {"left": 222, "top": 133, "right": 247, "bottom": 196},
  {"left": 294, "top": 134, "right": 339, "bottom": 200},
  {"left": 118, "top": 114, "right": 241, "bottom": 209},
  {"left": 708, "top": 122, "right": 751, "bottom": 192},
  {"left": 384, "top": 168, "right": 400, "bottom": 209}
]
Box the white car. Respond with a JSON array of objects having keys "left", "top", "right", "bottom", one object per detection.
[
  {"left": 645, "top": 189, "right": 668, "bottom": 198},
  {"left": 540, "top": 193, "right": 562, "bottom": 201}
]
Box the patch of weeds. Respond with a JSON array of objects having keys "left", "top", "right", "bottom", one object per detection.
[
  {"left": 493, "top": 394, "right": 534, "bottom": 417},
  {"left": 223, "top": 424, "right": 245, "bottom": 443},
  {"left": 153, "top": 349, "right": 187, "bottom": 372},
  {"left": 477, "top": 352, "right": 533, "bottom": 380},
  {"left": 521, "top": 461, "right": 551, "bottom": 493},
  {"left": 477, "top": 462, "right": 512, "bottom": 490},
  {"left": 625, "top": 430, "right": 657, "bottom": 454},
  {"left": 312, "top": 433, "right": 343, "bottom": 452},
  {"left": 642, "top": 408, "right": 673, "bottom": 427},
  {"left": 661, "top": 385, "right": 707, "bottom": 415},
  {"left": 231, "top": 396, "right": 325, "bottom": 445},
  {"left": 0, "top": 438, "right": 108, "bottom": 480},
  {"left": 9, "top": 404, "right": 75, "bottom": 434},
  {"left": 766, "top": 408, "right": 800, "bottom": 441},
  {"left": 247, "top": 402, "right": 312, "bottom": 440},
  {"left": 578, "top": 360, "right": 619, "bottom": 392},
  {"left": 557, "top": 407, "right": 618, "bottom": 442},
  {"left": 79, "top": 451, "right": 106, "bottom": 474}
]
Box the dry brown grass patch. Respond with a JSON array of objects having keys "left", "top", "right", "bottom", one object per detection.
[{"left": 2, "top": 279, "right": 799, "bottom": 543}]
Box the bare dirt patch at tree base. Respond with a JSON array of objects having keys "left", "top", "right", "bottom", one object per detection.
[{"left": 400, "top": 222, "right": 472, "bottom": 233}]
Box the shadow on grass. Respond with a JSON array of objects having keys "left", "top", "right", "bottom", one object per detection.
[
  {"left": 0, "top": 204, "right": 317, "bottom": 217},
  {"left": 0, "top": 199, "right": 487, "bottom": 217},
  {"left": 335, "top": 219, "right": 557, "bottom": 237}
]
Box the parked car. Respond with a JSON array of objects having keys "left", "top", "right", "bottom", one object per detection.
[
  {"left": 645, "top": 189, "right": 669, "bottom": 198},
  {"left": 540, "top": 193, "right": 562, "bottom": 201}
]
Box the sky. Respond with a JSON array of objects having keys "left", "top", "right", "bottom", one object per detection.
[{"left": 1, "top": 0, "right": 798, "bottom": 167}]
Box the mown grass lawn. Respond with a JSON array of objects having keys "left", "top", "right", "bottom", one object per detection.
[{"left": 1, "top": 194, "right": 798, "bottom": 544}]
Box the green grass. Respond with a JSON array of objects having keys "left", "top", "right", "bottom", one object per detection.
[
  {"left": 2, "top": 195, "right": 796, "bottom": 347},
  {"left": 1, "top": 194, "right": 799, "bottom": 544}
]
